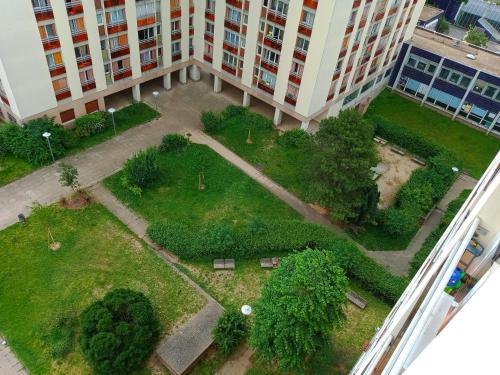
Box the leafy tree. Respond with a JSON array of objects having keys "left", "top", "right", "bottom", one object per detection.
[
  {"left": 436, "top": 16, "right": 449, "bottom": 34},
  {"left": 123, "top": 147, "right": 160, "bottom": 191},
  {"left": 249, "top": 249, "right": 348, "bottom": 372},
  {"left": 307, "top": 109, "right": 379, "bottom": 223},
  {"left": 352, "top": 183, "right": 380, "bottom": 225},
  {"left": 159, "top": 133, "right": 189, "bottom": 153},
  {"left": 465, "top": 26, "right": 488, "bottom": 47},
  {"left": 212, "top": 309, "right": 247, "bottom": 355},
  {"left": 79, "top": 289, "right": 159, "bottom": 374},
  {"left": 59, "top": 163, "right": 80, "bottom": 192}
]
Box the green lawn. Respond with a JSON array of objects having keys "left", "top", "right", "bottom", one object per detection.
[
  {"left": 350, "top": 223, "right": 417, "bottom": 251},
  {"left": 104, "top": 144, "right": 300, "bottom": 226},
  {"left": 212, "top": 115, "right": 310, "bottom": 201},
  {"left": 365, "top": 89, "right": 500, "bottom": 178},
  {"left": 0, "top": 102, "right": 158, "bottom": 187},
  {"left": 0, "top": 204, "right": 204, "bottom": 375}
]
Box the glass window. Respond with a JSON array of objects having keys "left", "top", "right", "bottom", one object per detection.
[
  {"left": 459, "top": 76, "right": 471, "bottom": 88},
  {"left": 427, "top": 64, "right": 436, "bottom": 74},
  {"left": 407, "top": 57, "right": 416, "bottom": 67},
  {"left": 439, "top": 68, "right": 450, "bottom": 80},
  {"left": 473, "top": 81, "right": 486, "bottom": 93},
  {"left": 449, "top": 72, "right": 460, "bottom": 84},
  {"left": 484, "top": 86, "right": 497, "bottom": 98},
  {"left": 416, "top": 61, "right": 426, "bottom": 71}
]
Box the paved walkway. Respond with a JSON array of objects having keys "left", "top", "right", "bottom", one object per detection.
[{"left": 0, "top": 338, "right": 27, "bottom": 375}]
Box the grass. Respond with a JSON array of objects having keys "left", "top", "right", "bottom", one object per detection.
[
  {"left": 350, "top": 223, "right": 417, "bottom": 251},
  {"left": 212, "top": 114, "right": 310, "bottom": 200},
  {"left": 0, "top": 102, "right": 158, "bottom": 187},
  {"left": 104, "top": 144, "right": 300, "bottom": 226},
  {"left": 0, "top": 204, "right": 204, "bottom": 375},
  {"left": 365, "top": 89, "right": 500, "bottom": 179}
]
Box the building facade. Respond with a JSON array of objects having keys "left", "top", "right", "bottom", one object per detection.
[
  {"left": 351, "top": 151, "right": 500, "bottom": 374},
  {"left": 390, "top": 26, "right": 500, "bottom": 135},
  {"left": 0, "top": 0, "right": 425, "bottom": 129}
]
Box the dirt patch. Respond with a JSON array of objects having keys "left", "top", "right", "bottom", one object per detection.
[
  {"left": 60, "top": 192, "right": 92, "bottom": 210},
  {"left": 309, "top": 203, "right": 330, "bottom": 216},
  {"left": 375, "top": 144, "right": 421, "bottom": 209},
  {"left": 216, "top": 343, "right": 254, "bottom": 375}
]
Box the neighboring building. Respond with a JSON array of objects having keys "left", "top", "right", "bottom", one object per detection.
[
  {"left": 389, "top": 26, "right": 500, "bottom": 135},
  {"left": 0, "top": 0, "right": 425, "bottom": 129},
  {"left": 351, "top": 151, "right": 500, "bottom": 374},
  {"left": 417, "top": 5, "right": 443, "bottom": 31}
]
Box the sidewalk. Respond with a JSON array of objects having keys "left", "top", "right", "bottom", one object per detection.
[{"left": 0, "top": 338, "right": 27, "bottom": 375}]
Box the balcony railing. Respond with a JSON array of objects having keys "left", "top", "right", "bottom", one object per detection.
[
  {"left": 113, "top": 67, "right": 132, "bottom": 81},
  {"left": 171, "top": 29, "right": 182, "bottom": 40},
  {"left": 267, "top": 9, "right": 287, "bottom": 26},
  {"left": 263, "top": 35, "right": 282, "bottom": 51},
  {"left": 257, "top": 81, "right": 275, "bottom": 95},
  {"left": 298, "top": 22, "right": 313, "bottom": 36},
  {"left": 55, "top": 87, "right": 71, "bottom": 101},
  {"left": 76, "top": 54, "right": 92, "bottom": 68},
  {"left": 224, "top": 17, "right": 240, "bottom": 32},
  {"left": 293, "top": 47, "right": 307, "bottom": 61},
  {"left": 81, "top": 79, "right": 96, "bottom": 92},
  {"left": 71, "top": 29, "right": 88, "bottom": 43},
  {"left": 104, "top": 0, "right": 125, "bottom": 7},
  {"left": 222, "top": 61, "right": 237, "bottom": 75},
  {"left": 48, "top": 64, "right": 66, "bottom": 77},
  {"left": 66, "top": 0, "right": 83, "bottom": 15},
  {"left": 141, "top": 59, "right": 158, "bottom": 72},
  {"left": 172, "top": 50, "right": 182, "bottom": 61},
  {"left": 261, "top": 59, "right": 279, "bottom": 74},
  {"left": 110, "top": 44, "right": 130, "bottom": 59},
  {"left": 139, "top": 37, "right": 156, "bottom": 50},
  {"left": 285, "top": 93, "right": 297, "bottom": 106},
  {"left": 288, "top": 71, "right": 302, "bottom": 85},
  {"left": 42, "top": 35, "right": 60, "bottom": 51},
  {"left": 204, "top": 54, "right": 213, "bottom": 63},
  {"left": 205, "top": 8, "right": 215, "bottom": 21},
  {"left": 107, "top": 20, "right": 128, "bottom": 34},
  {"left": 34, "top": 5, "right": 54, "bottom": 21}
]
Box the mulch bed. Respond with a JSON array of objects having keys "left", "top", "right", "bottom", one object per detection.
[{"left": 60, "top": 191, "right": 92, "bottom": 210}]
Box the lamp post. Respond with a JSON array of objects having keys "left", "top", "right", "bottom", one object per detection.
[
  {"left": 42, "top": 131, "right": 55, "bottom": 163},
  {"left": 152, "top": 90, "right": 159, "bottom": 112},
  {"left": 241, "top": 304, "right": 252, "bottom": 316},
  {"left": 108, "top": 107, "right": 117, "bottom": 135}
]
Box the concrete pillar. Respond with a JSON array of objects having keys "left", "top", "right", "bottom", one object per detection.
[
  {"left": 487, "top": 112, "right": 500, "bottom": 135},
  {"left": 97, "top": 97, "right": 106, "bottom": 111},
  {"left": 163, "top": 73, "right": 172, "bottom": 90},
  {"left": 273, "top": 108, "right": 283, "bottom": 126},
  {"left": 179, "top": 67, "right": 187, "bottom": 84},
  {"left": 300, "top": 121, "right": 310, "bottom": 130},
  {"left": 189, "top": 65, "right": 201, "bottom": 81},
  {"left": 132, "top": 84, "right": 141, "bottom": 102},
  {"left": 242, "top": 92, "right": 251, "bottom": 107},
  {"left": 214, "top": 75, "right": 222, "bottom": 93}
]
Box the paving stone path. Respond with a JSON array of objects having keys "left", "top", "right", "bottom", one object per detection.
[{"left": 0, "top": 338, "right": 27, "bottom": 375}]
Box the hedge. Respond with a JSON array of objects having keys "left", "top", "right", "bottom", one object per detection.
[
  {"left": 408, "top": 189, "right": 471, "bottom": 277},
  {"left": 148, "top": 219, "right": 408, "bottom": 304},
  {"left": 201, "top": 105, "right": 273, "bottom": 134},
  {"left": 74, "top": 111, "right": 110, "bottom": 137}
]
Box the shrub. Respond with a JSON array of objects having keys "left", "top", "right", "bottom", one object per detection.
[
  {"left": 44, "top": 312, "right": 77, "bottom": 359},
  {"left": 213, "top": 309, "right": 247, "bottom": 356},
  {"left": 380, "top": 206, "right": 419, "bottom": 237},
  {"left": 159, "top": 133, "right": 189, "bottom": 153},
  {"left": 79, "top": 289, "right": 159, "bottom": 374},
  {"left": 201, "top": 110, "right": 224, "bottom": 133},
  {"left": 123, "top": 147, "right": 160, "bottom": 190},
  {"left": 0, "top": 123, "right": 20, "bottom": 157},
  {"left": 277, "top": 129, "right": 310, "bottom": 148},
  {"left": 222, "top": 105, "right": 248, "bottom": 119},
  {"left": 74, "top": 112, "right": 110, "bottom": 137}
]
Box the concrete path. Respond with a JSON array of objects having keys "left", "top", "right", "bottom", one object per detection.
[
  {"left": 366, "top": 173, "right": 477, "bottom": 276},
  {"left": 216, "top": 343, "right": 254, "bottom": 375},
  {"left": 0, "top": 338, "right": 27, "bottom": 375}
]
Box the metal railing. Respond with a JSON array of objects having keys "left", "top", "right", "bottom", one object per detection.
[{"left": 33, "top": 4, "right": 52, "bottom": 13}]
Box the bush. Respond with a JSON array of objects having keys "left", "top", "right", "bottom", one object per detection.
[
  {"left": 277, "top": 129, "right": 310, "bottom": 148},
  {"left": 222, "top": 105, "right": 248, "bottom": 119},
  {"left": 201, "top": 110, "right": 224, "bottom": 133},
  {"left": 212, "top": 309, "right": 247, "bottom": 356},
  {"left": 79, "top": 289, "right": 159, "bottom": 374},
  {"left": 74, "top": 112, "right": 110, "bottom": 137},
  {"left": 0, "top": 123, "right": 20, "bottom": 157},
  {"left": 44, "top": 312, "right": 77, "bottom": 359},
  {"left": 380, "top": 206, "right": 419, "bottom": 237},
  {"left": 123, "top": 147, "right": 160, "bottom": 190},
  {"left": 159, "top": 133, "right": 189, "bottom": 153},
  {"left": 148, "top": 219, "right": 407, "bottom": 304}
]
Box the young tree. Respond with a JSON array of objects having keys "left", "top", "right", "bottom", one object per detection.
[
  {"left": 249, "top": 249, "right": 348, "bottom": 372},
  {"left": 465, "top": 26, "right": 489, "bottom": 47},
  {"left": 123, "top": 147, "right": 160, "bottom": 190},
  {"left": 58, "top": 163, "right": 80, "bottom": 192},
  {"left": 307, "top": 109, "right": 379, "bottom": 222},
  {"left": 436, "top": 16, "right": 449, "bottom": 34}
]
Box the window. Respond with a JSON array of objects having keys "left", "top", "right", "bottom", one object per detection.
[
  {"left": 473, "top": 81, "right": 486, "bottom": 94},
  {"left": 46, "top": 52, "right": 63, "bottom": 68},
  {"left": 302, "top": 10, "right": 315, "bottom": 26},
  {"left": 267, "top": 24, "right": 284, "bottom": 41},
  {"left": 484, "top": 86, "right": 497, "bottom": 98},
  {"left": 138, "top": 27, "right": 155, "bottom": 41},
  {"left": 205, "top": 22, "right": 214, "bottom": 35},
  {"left": 224, "top": 30, "right": 240, "bottom": 46},
  {"left": 449, "top": 72, "right": 460, "bottom": 84},
  {"left": 226, "top": 7, "right": 241, "bottom": 23},
  {"left": 427, "top": 64, "right": 436, "bottom": 74},
  {"left": 343, "top": 89, "right": 360, "bottom": 106},
  {"left": 416, "top": 61, "right": 426, "bottom": 71},
  {"left": 408, "top": 57, "right": 416, "bottom": 67},
  {"left": 260, "top": 70, "right": 276, "bottom": 88},
  {"left": 74, "top": 45, "right": 90, "bottom": 59},
  {"left": 296, "top": 37, "right": 309, "bottom": 51},
  {"left": 206, "top": 0, "right": 215, "bottom": 11},
  {"left": 438, "top": 68, "right": 450, "bottom": 80},
  {"left": 171, "top": 20, "right": 180, "bottom": 32},
  {"left": 96, "top": 11, "right": 104, "bottom": 25},
  {"left": 79, "top": 69, "right": 94, "bottom": 83},
  {"left": 107, "top": 9, "right": 125, "bottom": 25},
  {"left": 109, "top": 35, "right": 127, "bottom": 50},
  {"left": 69, "top": 18, "right": 85, "bottom": 35},
  {"left": 369, "top": 22, "right": 379, "bottom": 36},
  {"left": 349, "top": 10, "right": 357, "bottom": 25},
  {"left": 171, "top": 41, "right": 181, "bottom": 54},
  {"left": 291, "top": 61, "right": 303, "bottom": 76},
  {"left": 270, "top": 0, "right": 288, "bottom": 15},
  {"left": 259, "top": 21, "right": 265, "bottom": 33},
  {"left": 223, "top": 52, "right": 237, "bottom": 67},
  {"left": 32, "top": 0, "right": 50, "bottom": 7},
  {"left": 459, "top": 76, "right": 470, "bottom": 88},
  {"left": 140, "top": 50, "right": 156, "bottom": 63},
  {"left": 263, "top": 48, "right": 279, "bottom": 65}
]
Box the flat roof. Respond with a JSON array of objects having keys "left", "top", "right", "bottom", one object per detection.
[
  {"left": 419, "top": 5, "right": 444, "bottom": 22},
  {"left": 411, "top": 27, "right": 500, "bottom": 77}
]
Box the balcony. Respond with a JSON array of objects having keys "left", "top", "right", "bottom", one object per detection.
[
  {"left": 104, "top": 0, "right": 125, "bottom": 7},
  {"left": 107, "top": 20, "right": 127, "bottom": 34},
  {"left": 293, "top": 48, "right": 307, "bottom": 61},
  {"left": 205, "top": 9, "right": 215, "bottom": 21},
  {"left": 49, "top": 64, "right": 66, "bottom": 77},
  {"left": 55, "top": 87, "right": 71, "bottom": 101},
  {"left": 381, "top": 27, "right": 391, "bottom": 37},
  {"left": 204, "top": 54, "right": 213, "bottom": 63},
  {"left": 113, "top": 67, "right": 132, "bottom": 81},
  {"left": 171, "top": 29, "right": 181, "bottom": 41},
  {"left": 345, "top": 24, "right": 354, "bottom": 35},
  {"left": 204, "top": 32, "right": 214, "bottom": 43},
  {"left": 352, "top": 43, "right": 360, "bottom": 52},
  {"left": 66, "top": 1, "right": 83, "bottom": 16},
  {"left": 223, "top": 41, "right": 238, "bottom": 54},
  {"left": 139, "top": 37, "right": 156, "bottom": 50},
  {"left": 303, "top": 0, "right": 318, "bottom": 10},
  {"left": 332, "top": 71, "right": 341, "bottom": 80},
  {"left": 0, "top": 91, "right": 10, "bottom": 106},
  {"left": 263, "top": 36, "right": 282, "bottom": 51},
  {"left": 34, "top": 5, "right": 54, "bottom": 21},
  {"left": 258, "top": 81, "right": 275, "bottom": 95},
  {"left": 76, "top": 55, "right": 92, "bottom": 69},
  {"left": 141, "top": 59, "right": 158, "bottom": 72},
  {"left": 298, "top": 22, "right": 313, "bottom": 37},
  {"left": 224, "top": 18, "right": 240, "bottom": 32},
  {"left": 222, "top": 62, "right": 236, "bottom": 76},
  {"left": 285, "top": 93, "right": 297, "bottom": 106},
  {"left": 172, "top": 51, "right": 182, "bottom": 61},
  {"left": 288, "top": 72, "right": 302, "bottom": 85},
  {"left": 71, "top": 29, "right": 88, "bottom": 43},
  {"left": 171, "top": 7, "right": 181, "bottom": 19},
  {"left": 389, "top": 6, "right": 398, "bottom": 16},
  {"left": 261, "top": 59, "right": 278, "bottom": 75},
  {"left": 267, "top": 9, "right": 287, "bottom": 27},
  {"left": 374, "top": 11, "right": 385, "bottom": 21},
  {"left": 81, "top": 79, "right": 96, "bottom": 92},
  {"left": 42, "top": 35, "right": 60, "bottom": 51},
  {"left": 352, "top": 0, "right": 361, "bottom": 8},
  {"left": 226, "top": 0, "right": 243, "bottom": 9},
  {"left": 137, "top": 15, "right": 156, "bottom": 27},
  {"left": 110, "top": 44, "right": 130, "bottom": 59}
]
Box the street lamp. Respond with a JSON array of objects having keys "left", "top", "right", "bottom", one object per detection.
[
  {"left": 241, "top": 304, "right": 252, "bottom": 316},
  {"left": 108, "top": 107, "right": 117, "bottom": 135},
  {"left": 152, "top": 90, "right": 159, "bottom": 112},
  {"left": 42, "top": 131, "right": 55, "bottom": 163}
]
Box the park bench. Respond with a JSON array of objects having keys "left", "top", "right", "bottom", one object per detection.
[
  {"left": 373, "top": 136, "right": 388, "bottom": 145},
  {"left": 347, "top": 290, "right": 368, "bottom": 309},
  {"left": 411, "top": 156, "right": 427, "bottom": 166},
  {"left": 390, "top": 146, "right": 406, "bottom": 155},
  {"left": 213, "top": 259, "right": 235, "bottom": 270},
  {"left": 260, "top": 257, "right": 280, "bottom": 269}
]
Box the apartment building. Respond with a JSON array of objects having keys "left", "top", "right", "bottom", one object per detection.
[
  {"left": 0, "top": 0, "right": 425, "bottom": 128},
  {"left": 351, "top": 151, "right": 500, "bottom": 374},
  {"left": 390, "top": 26, "right": 500, "bottom": 135}
]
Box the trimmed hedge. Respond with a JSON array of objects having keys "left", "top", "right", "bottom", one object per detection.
[
  {"left": 74, "top": 111, "right": 110, "bottom": 137},
  {"left": 148, "top": 219, "right": 408, "bottom": 304},
  {"left": 201, "top": 105, "right": 273, "bottom": 134},
  {"left": 408, "top": 189, "right": 470, "bottom": 277}
]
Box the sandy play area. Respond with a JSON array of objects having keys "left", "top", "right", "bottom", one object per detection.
[{"left": 375, "top": 143, "right": 422, "bottom": 208}]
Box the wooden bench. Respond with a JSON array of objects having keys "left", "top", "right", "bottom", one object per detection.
[
  {"left": 213, "top": 259, "right": 235, "bottom": 270},
  {"left": 373, "top": 136, "right": 388, "bottom": 145},
  {"left": 347, "top": 291, "right": 368, "bottom": 309},
  {"left": 411, "top": 156, "right": 427, "bottom": 166},
  {"left": 390, "top": 146, "right": 406, "bottom": 155},
  {"left": 260, "top": 257, "right": 280, "bottom": 269}
]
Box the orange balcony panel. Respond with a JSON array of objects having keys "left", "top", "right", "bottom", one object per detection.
[
  {"left": 189, "top": 48, "right": 194, "bottom": 56},
  {"left": 293, "top": 49, "right": 306, "bottom": 61},
  {"left": 205, "top": 11, "right": 215, "bottom": 21},
  {"left": 303, "top": 0, "right": 318, "bottom": 10},
  {"left": 104, "top": 0, "right": 125, "bottom": 7},
  {"left": 226, "top": 0, "right": 243, "bottom": 9},
  {"left": 224, "top": 20, "right": 240, "bottom": 32},
  {"left": 242, "top": 24, "right": 247, "bottom": 34},
  {"left": 42, "top": 39, "right": 61, "bottom": 51},
  {"left": 261, "top": 61, "right": 278, "bottom": 74},
  {"left": 49, "top": 66, "right": 66, "bottom": 77},
  {"left": 141, "top": 61, "right": 157, "bottom": 72},
  {"left": 34, "top": 9, "right": 54, "bottom": 21},
  {"left": 258, "top": 81, "right": 274, "bottom": 95},
  {"left": 332, "top": 72, "right": 340, "bottom": 81},
  {"left": 239, "top": 48, "right": 245, "bottom": 57},
  {"left": 204, "top": 33, "right": 214, "bottom": 43},
  {"left": 338, "top": 49, "right": 347, "bottom": 58},
  {"left": 289, "top": 74, "right": 301, "bottom": 85},
  {"left": 397, "top": 21, "right": 403, "bottom": 28},
  {"left": 171, "top": 32, "right": 182, "bottom": 41},
  {"left": 340, "top": 86, "right": 347, "bottom": 93},
  {"left": 172, "top": 53, "right": 182, "bottom": 62},
  {"left": 223, "top": 42, "right": 238, "bottom": 54},
  {"left": 113, "top": 69, "right": 132, "bottom": 81},
  {"left": 55, "top": 90, "right": 71, "bottom": 101},
  {"left": 82, "top": 81, "right": 96, "bottom": 92},
  {"left": 72, "top": 32, "right": 88, "bottom": 43},
  {"left": 111, "top": 46, "right": 130, "bottom": 59},
  {"left": 374, "top": 11, "right": 384, "bottom": 21},
  {"left": 389, "top": 6, "right": 398, "bottom": 15},
  {"left": 345, "top": 24, "right": 354, "bottom": 35},
  {"left": 98, "top": 25, "right": 106, "bottom": 36},
  {"left": 171, "top": 9, "right": 181, "bottom": 18},
  {"left": 382, "top": 27, "right": 390, "bottom": 37},
  {"left": 368, "top": 35, "right": 377, "bottom": 44},
  {"left": 359, "top": 19, "right": 366, "bottom": 28},
  {"left": 67, "top": 3, "right": 83, "bottom": 16},
  {"left": 374, "top": 48, "right": 384, "bottom": 57},
  {"left": 267, "top": 12, "right": 286, "bottom": 27},
  {"left": 263, "top": 37, "right": 282, "bottom": 51},
  {"left": 285, "top": 95, "right": 296, "bottom": 106},
  {"left": 352, "top": 43, "right": 360, "bottom": 52},
  {"left": 222, "top": 63, "right": 236, "bottom": 75},
  {"left": 204, "top": 54, "right": 213, "bottom": 63},
  {"left": 139, "top": 39, "right": 156, "bottom": 50},
  {"left": 355, "top": 75, "right": 364, "bottom": 84},
  {"left": 189, "top": 28, "right": 194, "bottom": 35},
  {"left": 107, "top": 23, "right": 128, "bottom": 34},
  {"left": 1, "top": 94, "right": 9, "bottom": 106},
  {"left": 345, "top": 65, "right": 353, "bottom": 73},
  {"left": 327, "top": 92, "right": 334, "bottom": 101},
  {"left": 405, "top": 18, "right": 411, "bottom": 25},
  {"left": 77, "top": 57, "right": 92, "bottom": 69},
  {"left": 298, "top": 24, "right": 312, "bottom": 37},
  {"left": 189, "top": 6, "right": 194, "bottom": 14},
  {"left": 137, "top": 16, "right": 156, "bottom": 27},
  {"left": 352, "top": 0, "right": 361, "bottom": 8},
  {"left": 244, "top": 1, "right": 249, "bottom": 11}
]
